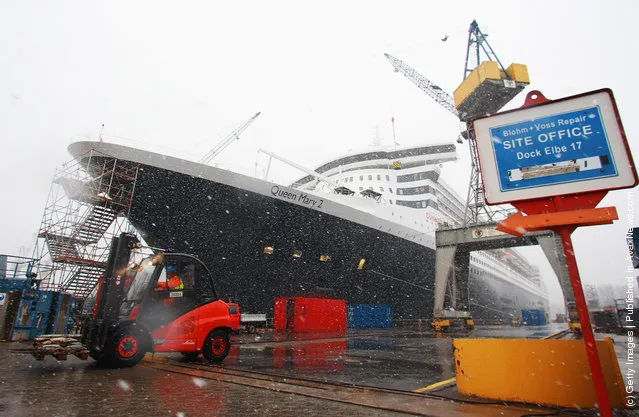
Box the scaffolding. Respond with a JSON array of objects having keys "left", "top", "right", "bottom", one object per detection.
[{"left": 32, "top": 147, "right": 139, "bottom": 299}]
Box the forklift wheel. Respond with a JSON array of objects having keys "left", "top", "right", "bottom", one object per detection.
[
  {"left": 202, "top": 329, "right": 230, "bottom": 362},
  {"left": 101, "top": 326, "right": 150, "bottom": 368}
]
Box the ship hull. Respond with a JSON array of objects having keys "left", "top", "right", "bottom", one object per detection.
[
  {"left": 128, "top": 164, "right": 438, "bottom": 320},
  {"left": 69, "top": 141, "right": 548, "bottom": 323},
  {"left": 470, "top": 274, "right": 549, "bottom": 322}
]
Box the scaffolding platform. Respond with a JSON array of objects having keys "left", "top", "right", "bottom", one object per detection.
[{"left": 32, "top": 146, "right": 139, "bottom": 299}]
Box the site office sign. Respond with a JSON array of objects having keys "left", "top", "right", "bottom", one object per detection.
[{"left": 473, "top": 89, "right": 638, "bottom": 205}]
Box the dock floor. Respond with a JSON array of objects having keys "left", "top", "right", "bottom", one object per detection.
[{"left": 1, "top": 324, "right": 636, "bottom": 416}]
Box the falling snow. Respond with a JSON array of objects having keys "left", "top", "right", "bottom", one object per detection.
[
  {"left": 116, "top": 380, "right": 131, "bottom": 391},
  {"left": 192, "top": 377, "right": 207, "bottom": 388}
]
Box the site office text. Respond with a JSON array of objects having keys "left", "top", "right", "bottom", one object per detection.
[{"left": 500, "top": 117, "right": 591, "bottom": 161}]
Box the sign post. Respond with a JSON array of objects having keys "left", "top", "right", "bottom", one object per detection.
[{"left": 473, "top": 89, "right": 638, "bottom": 417}]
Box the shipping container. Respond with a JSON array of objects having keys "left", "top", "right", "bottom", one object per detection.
[
  {"left": 12, "top": 290, "right": 56, "bottom": 341},
  {"left": 521, "top": 309, "right": 547, "bottom": 326},
  {"left": 274, "top": 297, "right": 346, "bottom": 332},
  {"left": 347, "top": 304, "right": 393, "bottom": 328},
  {"left": 1, "top": 285, "right": 75, "bottom": 341}
]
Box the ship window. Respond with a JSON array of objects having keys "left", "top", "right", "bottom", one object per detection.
[
  {"left": 386, "top": 175, "right": 390, "bottom": 181},
  {"left": 380, "top": 187, "right": 384, "bottom": 192},
  {"left": 359, "top": 175, "right": 363, "bottom": 181},
  {"left": 350, "top": 176, "right": 353, "bottom": 182},
  {"left": 377, "top": 175, "right": 381, "bottom": 180},
  {"left": 368, "top": 175, "right": 372, "bottom": 180},
  {"left": 359, "top": 187, "right": 363, "bottom": 191},
  {"left": 389, "top": 188, "right": 393, "bottom": 194},
  {"left": 397, "top": 171, "right": 438, "bottom": 183}
]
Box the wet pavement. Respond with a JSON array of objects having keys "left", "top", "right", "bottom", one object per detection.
[
  {"left": 0, "top": 324, "right": 635, "bottom": 417},
  {"left": 221, "top": 323, "right": 569, "bottom": 391},
  {"left": 0, "top": 344, "right": 407, "bottom": 417}
]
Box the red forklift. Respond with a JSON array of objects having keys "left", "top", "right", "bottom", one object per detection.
[{"left": 20, "top": 233, "right": 239, "bottom": 368}]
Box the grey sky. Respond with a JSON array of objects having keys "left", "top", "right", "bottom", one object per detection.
[{"left": 1, "top": 1, "right": 637, "bottom": 312}]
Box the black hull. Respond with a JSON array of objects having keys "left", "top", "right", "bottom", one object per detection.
[
  {"left": 129, "top": 165, "right": 437, "bottom": 320},
  {"left": 69, "top": 141, "right": 548, "bottom": 323}
]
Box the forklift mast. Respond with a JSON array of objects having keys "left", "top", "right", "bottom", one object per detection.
[
  {"left": 83, "top": 232, "right": 140, "bottom": 354},
  {"left": 94, "top": 233, "right": 140, "bottom": 322}
]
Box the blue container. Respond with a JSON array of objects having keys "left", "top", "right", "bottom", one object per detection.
[
  {"left": 347, "top": 304, "right": 393, "bottom": 328},
  {"left": 11, "top": 290, "right": 63, "bottom": 340},
  {"left": 521, "top": 309, "right": 547, "bottom": 326}
]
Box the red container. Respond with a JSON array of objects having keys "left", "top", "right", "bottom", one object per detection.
[{"left": 273, "top": 297, "right": 346, "bottom": 332}]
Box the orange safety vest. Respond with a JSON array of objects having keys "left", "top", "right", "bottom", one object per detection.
[
  {"left": 167, "top": 275, "right": 184, "bottom": 289},
  {"left": 156, "top": 274, "right": 184, "bottom": 290}
]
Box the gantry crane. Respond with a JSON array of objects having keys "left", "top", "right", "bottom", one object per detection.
[
  {"left": 386, "top": 21, "right": 545, "bottom": 332},
  {"left": 463, "top": 20, "right": 510, "bottom": 81},
  {"left": 199, "top": 112, "right": 261, "bottom": 164},
  {"left": 384, "top": 20, "right": 529, "bottom": 225}
]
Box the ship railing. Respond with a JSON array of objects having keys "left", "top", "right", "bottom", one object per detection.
[
  {"left": 482, "top": 250, "right": 532, "bottom": 281},
  {"left": 490, "top": 267, "right": 548, "bottom": 298}
]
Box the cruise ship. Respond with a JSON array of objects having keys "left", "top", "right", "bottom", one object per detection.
[
  {"left": 65, "top": 140, "right": 548, "bottom": 322},
  {"left": 291, "top": 144, "right": 550, "bottom": 320}
]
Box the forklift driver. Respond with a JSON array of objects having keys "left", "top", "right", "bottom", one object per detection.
[{"left": 155, "top": 265, "right": 184, "bottom": 290}]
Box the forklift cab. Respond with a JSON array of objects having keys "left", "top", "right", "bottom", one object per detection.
[{"left": 119, "top": 253, "right": 218, "bottom": 330}]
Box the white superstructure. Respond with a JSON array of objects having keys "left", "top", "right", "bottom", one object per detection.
[{"left": 291, "top": 143, "right": 549, "bottom": 311}]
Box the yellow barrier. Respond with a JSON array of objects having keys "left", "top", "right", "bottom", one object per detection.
[{"left": 453, "top": 338, "right": 626, "bottom": 408}]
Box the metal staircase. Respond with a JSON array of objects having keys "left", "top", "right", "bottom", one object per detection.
[
  {"left": 40, "top": 233, "right": 82, "bottom": 261},
  {"left": 33, "top": 146, "right": 139, "bottom": 299},
  {"left": 75, "top": 206, "right": 119, "bottom": 244},
  {"left": 65, "top": 264, "right": 108, "bottom": 299}
]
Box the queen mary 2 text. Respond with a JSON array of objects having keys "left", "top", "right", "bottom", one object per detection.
[{"left": 270, "top": 185, "right": 324, "bottom": 209}]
